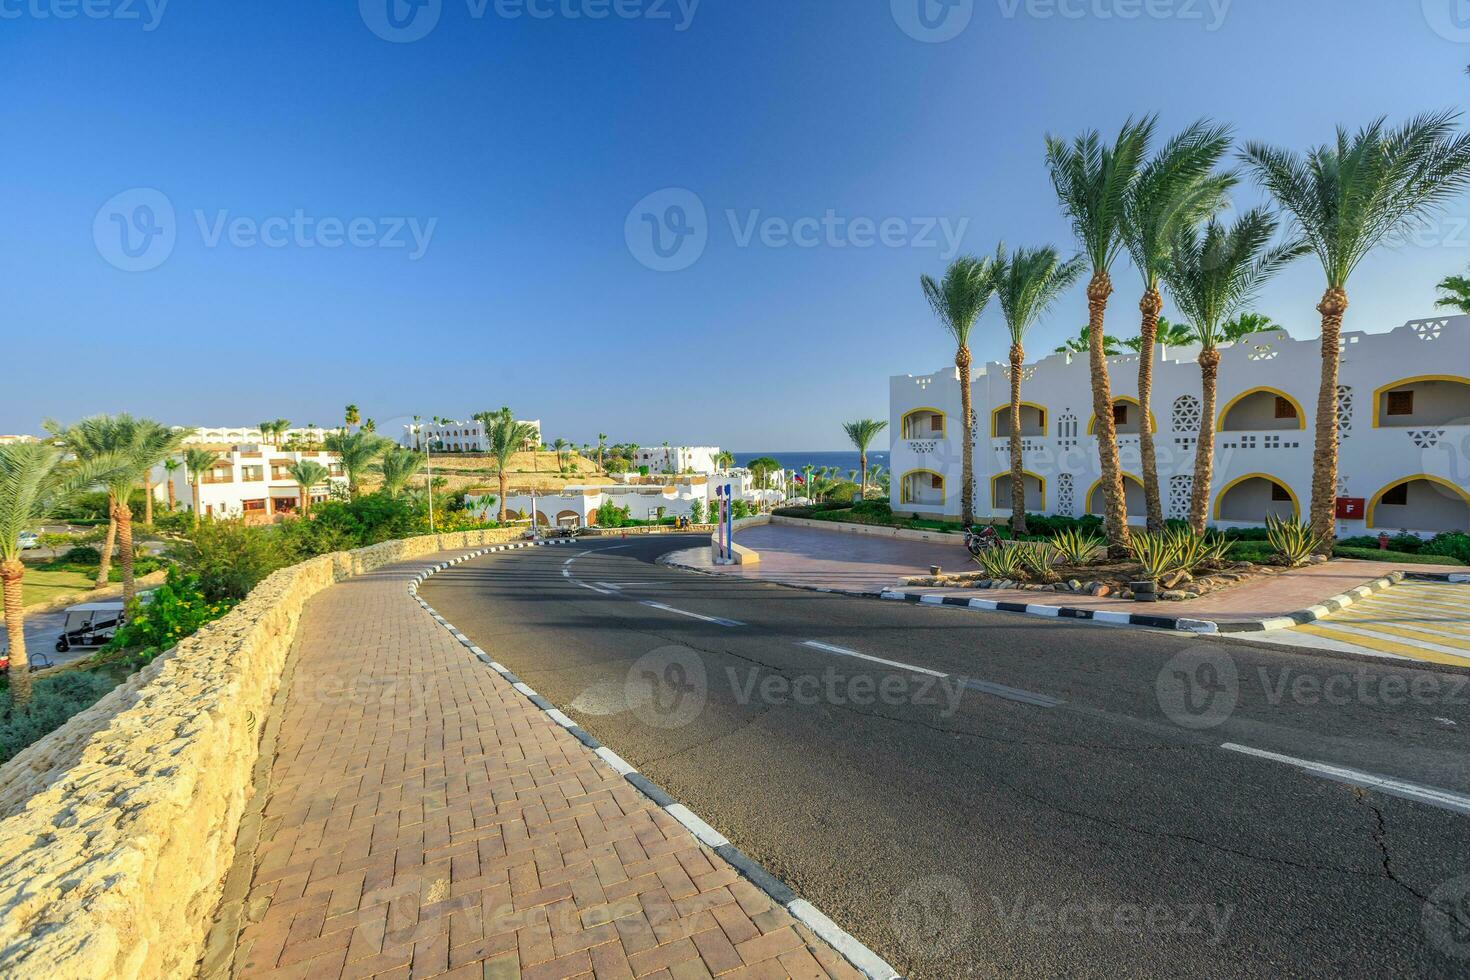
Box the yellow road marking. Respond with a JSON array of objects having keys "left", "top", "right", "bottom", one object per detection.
[{"left": 1294, "top": 623, "right": 1470, "bottom": 666}]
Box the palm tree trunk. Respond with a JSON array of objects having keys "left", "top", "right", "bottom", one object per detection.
[
  {"left": 498, "top": 470, "right": 509, "bottom": 523},
  {"left": 1310, "top": 288, "right": 1348, "bottom": 554},
  {"left": 96, "top": 494, "right": 117, "bottom": 588},
  {"left": 1188, "top": 348, "right": 1221, "bottom": 536},
  {"left": 2, "top": 558, "right": 31, "bottom": 707},
  {"left": 859, "top": 450, "right": 868, "bottom": 501},
  {"left": 1137, "top": 287, "right": 1165, "bottom": 533},
  {"left": 191, "top": 480, "right": 202, "bottom": 526},
  {"left": 143, "top": 476, "right": 154, "bottom": 526},
  {"left": 1087, "top": 273, "right": 1131, "bottom": 555},
  {"left": 166, "top": 479, "right": 176, "bottom": 512},
  {"left": 114, "top": 495, "right": 135, "bottom": 602},
  {"left": 1009, "top": 343, "right": 1027, "bottom": 535},
  {"left": 957, "top": 346, "right": 975, "bottom": 526}
]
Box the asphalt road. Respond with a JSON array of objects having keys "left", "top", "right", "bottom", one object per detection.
[{"left": 422, "top": 535, "right": 1470, "bottom": 978}]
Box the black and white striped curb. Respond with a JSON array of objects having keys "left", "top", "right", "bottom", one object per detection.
[
  {"left": 1406, "top": 570, "right": 1470, "bottom": 584},
  {"left": 879, "top": 571, "right": 1410, "bottom": 635},
  {"left": 408, "top": 540, "right": 900, "bottom": 980}
]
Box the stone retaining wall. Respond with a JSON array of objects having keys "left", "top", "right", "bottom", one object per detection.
[{"left": 0, "top": 528, "right": 522, "bottom": 980}]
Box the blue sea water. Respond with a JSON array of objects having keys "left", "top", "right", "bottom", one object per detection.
[{"left": 732, "top": 451, "right": 890, "bottom": 476}]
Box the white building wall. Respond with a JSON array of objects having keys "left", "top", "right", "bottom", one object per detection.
[
  {"left": 890, "top": 316, "right": 1470, "bottom": 537},
  {"left": 633, "top": 447, "right": 722, "bottom": 474},
  {"left": 401, "top": 419, "right": 542, "bottom": 452},
  {"left": 151, "top": 447, "right": 349, "bottom": 522}
]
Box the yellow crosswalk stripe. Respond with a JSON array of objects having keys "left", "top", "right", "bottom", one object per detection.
[
  {"left": 1315, "top": 616, "right": 1470, "bottom": 651},
  {"left": 1294, "top": 623, "right": 1470, "bottom": 666}
]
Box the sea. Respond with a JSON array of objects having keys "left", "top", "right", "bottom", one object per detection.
[{"left": 731, "top": 451, "right": 890, "bottom": 476}]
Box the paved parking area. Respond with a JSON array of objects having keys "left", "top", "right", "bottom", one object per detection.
[{"left": 1272, "top": 581, "right": 1470, "bottom": 668}]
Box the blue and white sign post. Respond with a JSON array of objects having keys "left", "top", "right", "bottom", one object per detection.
[
  {"left": 724, "top": 483, "right": 734, "bottom": 561},
  {"left": 714, "top": 485, "right": 728, "bottom": 563}
]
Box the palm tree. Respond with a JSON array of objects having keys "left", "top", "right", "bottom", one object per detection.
[
  {"left": 323, "top": 431, "right": 388, "bottom": 497},
  {"left": 44, "top": 415, "right": 119, "bottom": 586},
  {"left": 993, "top": 244, "right": 1085, "bottom": 534},
  {"left": 1124, "top": 315, "right": 1196, "bottom": 350},
  {"left": 1221, "top": 311, "right": 1282, "bottom": 341},
  {"left": 662, "top": 441, "right": 672, "bottom": 473},
  {"left": 1055, "top": 326, "right": 1123, "bottom": 356},
  {"left": 162, "top": 457, "right": 180, "bottom": 511},
  {"left": 1047, "top": 117, "right": 1156, "bottom": 554},
  {"left": 841, "top": 420, "right": 889, "bottom": 503},
  {"left": 184, "top": 449, "right": 220, "bottom": 526},
  {"left": 273, "top": 419, "right": 291, "bottom": 447},
  {"left": 2, "top": 443, "right": 120, "bottom": 703},
  {"left": 1435, "top": 270, "right": 1470, "bottom": 313},
  {"left": 344, "top": 404, "right": 360, "bottom": 434},
  {"left": 485, "top": 410, "right": 539, "bottom": 522},
  {"left": 1121, "top": 121, "right": 1235, "bottom": 532},
  {"left": 287, "top": 459, "right": 330, "bottom": 515},
  {"left": 553, "top": 438, "right": 569, "bottom": 470},
  {"left": 1162, "top": 209, "right": 1304, "bottom": 534},
  {"left": 597, "top": 433, "right": 608, "bottom": 471},
  {"left": 921, "top": 253, "right": 999, "bottom": 525},
  {"left": 715, "top": 450, "right": 735, "bottom": 472},
  {"left": 48, "top": 415, "right": 189, "bottom": 601},
  {"left": 362, "top": 418, "right": 377, "bottom": 434},
  {"left": 1245, "top": 112, "right": 1470, "bottom": 549},
  {"left": 371, "top": 447, "right": 423, "bottom": 499}
]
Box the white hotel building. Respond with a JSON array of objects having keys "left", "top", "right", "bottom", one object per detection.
[
  {"left": 889, "top": 315, "right": 1470, "bottom": 537},
  {"left": 150, "top": 446, "right": 348, "bottom": 523},
  {"left": 473, "top": 469, "right": 784, "bottom": 528}
]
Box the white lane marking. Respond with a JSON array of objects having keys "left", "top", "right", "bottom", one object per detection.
[
  {"left": 800, "top": 640, "right": 946, "bottom": 678},
  {"left": 1221, "top": 743, "right": 1470, "bottom": 816},
  {"left": 640, "top": 600, "right": 744, "bottom": 628},
  {"left": 799, "top": 640, "right": 1061, "bottom": 708},
  {"left": 596, "top": 582, "right": 623, "bottom": 591},
  {"left": 574, "top": 580, "right": 615, "bottom": 595},
  {"left": 785, "top": 899, "right": 900, "bottom": 980},
  {"left": 595, "top": 746, "right": 637, "bottom": 776},
  {"left": 665, "top": 803, "right": 730, "bottom": 848}
]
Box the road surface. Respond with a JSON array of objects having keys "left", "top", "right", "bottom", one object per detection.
[{"left": 421, "top": 535, "right": 1470, "bottom": 978}]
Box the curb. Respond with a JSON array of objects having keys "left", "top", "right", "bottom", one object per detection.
[
  {"left": 664, "top": 554, "right": 1430, "bottom": 637},
  {"left": 410, "top": 540, "right": 900, "bottom": 980}
]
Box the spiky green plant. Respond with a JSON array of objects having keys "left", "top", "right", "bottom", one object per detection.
[
  {"left": 1016, "top": 541, "right": 1060, "bottom": 582},
  {"left": 1050, "top": 527, "right": 1104, "bottom": 565},
  {"left": 1128, "top": 531, "right": 1186, "bottom": 582},
  {"left": 1200, "top": 530, "right": 1233, "bottom": 566},
  {"left": 372, "top": 447, "right": 424, "bottom": 499},
  {"left": 973, "top": 542, "right": 1026, "bottom": 580},
  {"left": 1266, "top": 514, "right": 1327, "bottom": 568}
]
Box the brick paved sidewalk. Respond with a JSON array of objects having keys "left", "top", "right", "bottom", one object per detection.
[{"left": 224, "top": 551, "right": 862, "bottom": 979}]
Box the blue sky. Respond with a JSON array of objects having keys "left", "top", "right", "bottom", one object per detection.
[{"left": 3, "top": 0, "right": 1467, "bottom": 448}]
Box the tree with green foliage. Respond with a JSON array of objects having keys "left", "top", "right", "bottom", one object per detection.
[
  {"left": 1221, "top": 311, "right": 1282, "bottom": 342},
  {"left": 1245, "top": 113, "right": 1470, "bottom": 551},
  {"left": 921, "top": 254, "right": 998, "bottom": 525},
  {"left": 842, "top": 419, "right": 889, "bottom": 504},
  {"left": 992, "top": 244, "right": 1085, "bottom": 534},
  {"left": 1162, "top": 209, "right": 1304, "bottom": 533},
  {"left": 1047, "top": 116, "right": 1156, "bottom": 554},
  {"left": 323, "top": 430, "right": 389, "bottom": 497},
  {"left": 372, "top": 447, "right": 424, "bottom": 499},
  {"left": 184, "top": 448, "right": 220, "bottom": 527},
  {"left": 287, "top": 459, "right": 330, "bottom": 515},
  {"left": 486, "top": 409, "right": 539, "bottom": 523}
]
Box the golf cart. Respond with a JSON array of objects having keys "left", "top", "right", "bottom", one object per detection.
[{"left": 54, "top": 600, "right": 133, "bottom": 653}]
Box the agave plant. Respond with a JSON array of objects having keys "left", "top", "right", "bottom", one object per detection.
[
  {"left": 1266, "top": 514, "right": 1327, "bottom": 568},
  {"left": 1128, "top": 531, "right": 1185, "bottom": 582},
  {"left": 1200, "top": 530, "right": 1233, "bottom": 566},
  {"left": 1016, "top": 541, "right": 1061, "bottom": 583},
  {"left": 1162, "top": 525, "right": 1211, "bottom": 574},
  {"left": 973, "top": 542, "right": 1026, "bottom": 580},
  {"left": 1050, "top": 527, "right": 1104, "bottom": 565}
]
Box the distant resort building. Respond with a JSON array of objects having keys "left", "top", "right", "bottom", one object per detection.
[
  {"left": 889, "top": 315, "right": 1470, "bottom": 537},
  {"left": 180, "top": 426, "right": 339, "bottom": 448},
  {"left": 400, "top": 419, "right": 542, "bottom": 453},
  {"left": 0, "top": 435, "right": 39, "bottom": 445},
  {"left": 632, "top": 446, "right": 722, "bottom": 474},
  {"left": 473, "top": 468, "right": 785, "bottom": 528},
  {"left": 151, "top": 445, "right": 348, "bottom": 524}
]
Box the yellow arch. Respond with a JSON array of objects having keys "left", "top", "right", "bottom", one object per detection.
[
  {"left": 990, "top": 402, "right": 1050, "bottom": 438},
  {"left": 1366, "top": 474, "right": 1470, "bottom": 528},
  {"left": 1371, "top": 375, "right": 1470, "bottom": 428},
  {"left": 1216, "top": 387, "right": 1306, "bottom": 431},
  {"left": 1087, "top": 397, "right": 1158, "bottom": 434},
  {"left": 899, "top": 468, "right": 945, "bottom": 505},
  {"left": 901, "top": 407, "right": 947, "bottom": 439},
  {"left": 1085, "top": 473, "right": 1145, "bottom": 515},
  {"left": 1212, "top": 473, "right": 1300, "bottom": 521},
  {"left": 990, "top": 471, "right": 1047, "bottom": 510}
]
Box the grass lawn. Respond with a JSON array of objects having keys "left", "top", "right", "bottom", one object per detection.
[
  {"left": 1333, "top": 547, "right": 1467, "bottom": 566},
  {"left": 21, "top": 566, "right": 97, "bottom": 607}
]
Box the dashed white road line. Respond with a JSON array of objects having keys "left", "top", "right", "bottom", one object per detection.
[
  {"left": 1221, "top": 743, "right": 1470, "bottom": 817},
  {"left": 800, "top": 640, "right": 946, "bottom": 678},
  {"left": 640, "top": 600, "right": 744, "bottom": 628},
  {"left": 798, "top": 640, "right": 1061, "bottom": 708}
]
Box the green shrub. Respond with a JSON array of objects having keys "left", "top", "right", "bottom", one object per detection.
[
  {"left": 1266, "top": 514, "right": 1326, "bottom": 568},
  {"left": 1049, "top": 527, "right": 1103, "bottom": 565},
  {"left": 1014, "top": 514, "right": 1104, "bottom": 536},
  {"left": 170, "top": 520, "right": 297, "bottom": 601},
  {"left": 689, "top": 500, "right": 705, "bottom": 524},
  {"left": 851, "top": 499, "right": 892, "bottom": 518},
  {"left": 1333, "top": 547, "right": 1463, "bottom": 565},
  {"left": 1423, "top": 532, "right": 1470, "bottom": 564},
  {"left": 1, "top": 671, "right": 120, "bottom": 764},
  {"left": 973, "top": 543, "right": 1027, "bottom": 579},
  {"left": 105, "top": 567, "right": 234, "bottom": 666},
  {"left": 61, "top": 545, "right": 102, "bottom": 564}
]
